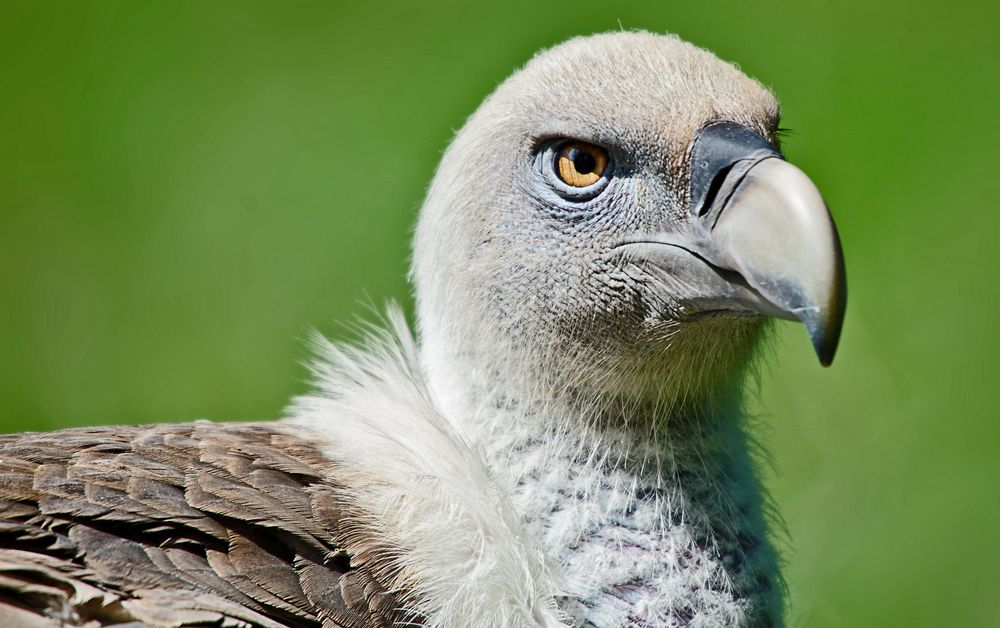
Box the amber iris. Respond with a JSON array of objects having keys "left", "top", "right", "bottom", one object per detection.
[{"left": 556, "top": 142, "right": 609, "bottom": 187}]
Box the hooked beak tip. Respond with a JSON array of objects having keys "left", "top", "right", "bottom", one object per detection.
[
  {"left": 798, "top": 266, "right": 847, "bottom": 367},
  {"left": 805, "top": 314, "right": 840, "bottom": 367}
]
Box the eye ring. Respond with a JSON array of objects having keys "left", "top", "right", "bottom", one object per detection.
[
  {"left": 537, "top": 139, "right": 614, "bottom": 202},
  {"left": 556, "top": 142, "right": 609, "bottom": 187}
]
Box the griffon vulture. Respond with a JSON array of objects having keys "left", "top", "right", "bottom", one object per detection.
[{"left": 0, "top": 31, "right": 846, "bottom": 628}]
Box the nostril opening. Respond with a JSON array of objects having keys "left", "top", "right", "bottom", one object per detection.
[{"left": 698, "top": 163, "right": 734, "bottom": 216}]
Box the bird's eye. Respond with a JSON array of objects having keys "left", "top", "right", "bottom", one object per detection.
[{"left": 555, "top": 142, "right": 609, "bottom": 187}]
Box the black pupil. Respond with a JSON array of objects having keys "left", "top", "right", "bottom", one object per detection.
[{"left": 570, "top": 149, "right": 597, "bottom": 175}]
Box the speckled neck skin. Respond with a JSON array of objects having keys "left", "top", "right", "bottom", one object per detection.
[{"left": 462, "top": 392, "right": 782, "bottom": 627}]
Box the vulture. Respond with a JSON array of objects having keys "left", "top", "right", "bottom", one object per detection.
[{"left": 0, "top": 31, "right": 846, "bottom": 628}]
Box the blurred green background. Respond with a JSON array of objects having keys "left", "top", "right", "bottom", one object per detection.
[{"left": 2, "top": 1, "right": 997, "bottom": 626}]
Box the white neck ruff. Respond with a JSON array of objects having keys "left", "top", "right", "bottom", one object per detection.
[{"left": 291, "top": 309, "right": 779, "bottom": 627}]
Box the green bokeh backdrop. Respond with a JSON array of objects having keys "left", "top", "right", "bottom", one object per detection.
[{"left": 2, "top": 2, "right": 997, "bottom": 626}]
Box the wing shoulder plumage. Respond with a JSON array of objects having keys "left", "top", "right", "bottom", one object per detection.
[{"left": 0, "top": 421, "right": 421, "bottom": 627}]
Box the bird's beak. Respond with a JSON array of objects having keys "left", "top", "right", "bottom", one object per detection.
[{"left": 623, "top": 122, "right": 847, "bottom": 365}]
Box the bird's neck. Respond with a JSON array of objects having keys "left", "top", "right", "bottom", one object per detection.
[{"left": 427, "top": 360, "right": 781, "bottom": 626}]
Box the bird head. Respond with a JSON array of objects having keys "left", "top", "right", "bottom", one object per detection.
[{"left": 414, "top": 32, "right": 845, "bottom": 405}]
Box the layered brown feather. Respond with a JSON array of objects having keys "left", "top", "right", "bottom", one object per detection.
[{"left": 0, "top": 422, "right": 420, "bottom": 627}]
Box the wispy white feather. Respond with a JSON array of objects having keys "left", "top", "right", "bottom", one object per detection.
[{"left": 289, "top": 307, "right": 567, "bottom": 628}]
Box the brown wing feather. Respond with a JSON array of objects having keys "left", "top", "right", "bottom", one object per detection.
[{"left": 0, "top": 422, "right": 421, "bottom": 627}]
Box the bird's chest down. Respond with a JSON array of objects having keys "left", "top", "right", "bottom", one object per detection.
[{"left": 489, "top": 419, "right": 782, "bottom": 627}]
